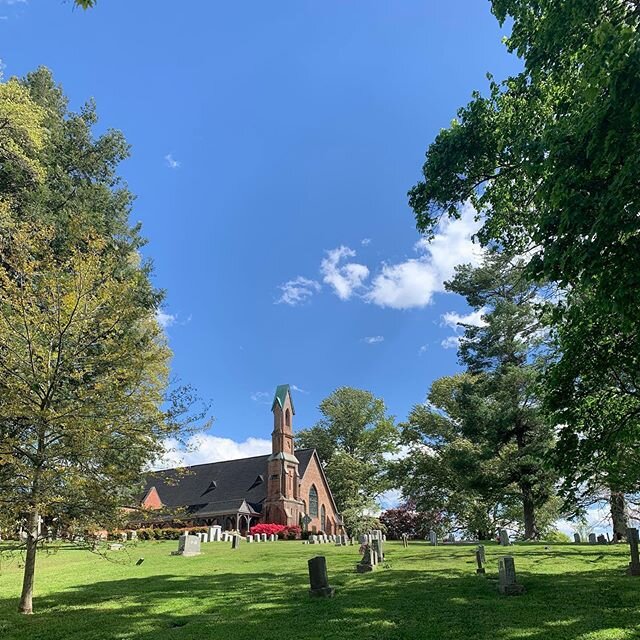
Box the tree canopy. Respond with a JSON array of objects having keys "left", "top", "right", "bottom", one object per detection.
[{"left": 295, "top": 387, "right": 398, "bottom": 534}]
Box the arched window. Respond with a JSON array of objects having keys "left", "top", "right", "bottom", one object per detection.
[
  {"left": 309, "top": 485, "right": 318, "bottom": 517},
  {"left": 321, "top": 505, "right": 326, "bottom": 532},
  {"left": 285, "top": 408, "right": 291, "bottom": 427}
]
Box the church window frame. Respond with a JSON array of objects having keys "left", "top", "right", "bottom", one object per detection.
[
  {"left": 321, "top": 504, "right": 326, "bottom": 532},
  {"left": 309, "top": 485, "right": 319, "bottom": 517}
]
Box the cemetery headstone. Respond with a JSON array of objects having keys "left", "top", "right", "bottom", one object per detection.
[
  {"left": 574, "top": 533, "right": 581, "bottom": 544},
  {"left": 498, "top": 556, "right": 525, "bottom": 595},
  {"left": 247, "top": 534, "right": 253, "bottom": 543},
  {"left": 308, "top": 556, "right": 335, "bottom": 597},
  {"left": 212, "top": 526, "right": 222, "bottom": 542},
  {"left": 356, "top": 543, "right": 376, "bottom": 573},
  {"left": 232, "top": 535, "right": 240, "bottom": 550},
  {"left": 136, "top": 558, "right": 145, "bottom": 566},
  {"left": 401, "top": 533, "right": 409, "bottom": 548},
  {"left": 477, "top": 544, "right": 486, "bottom": 565},
  {"left": 261, "top": 533, "right": 267, "bottom": 542},
  {"left": 627, "top": 527, "right": 640, "bottom": 576},
  {"left": 499, "top": 529, "right": 510, "bottom": 546},
  {"left": 588, "top": 533, "right": 597, "bottom": 544},
  {"left": 372, "top": 538, "right": 383, "bottom": 564},
  {"left": 597, "top": 534, "right": 607, "bottom": 545},
  {"left": 172, "top": 534, "right": 201, "bottom": 557},
  {"left": 309, "top": 534, "right": 317, "bottom": 544},
  {"left": 429, "top": 530, "right": 438, "bottom": 546},
  {"left": 475, "top": 547, "right": 486, "bottom": 574}
]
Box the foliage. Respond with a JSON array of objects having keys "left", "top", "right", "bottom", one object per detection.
[
  {"left": 545, "top": 530, "right": 571, "bottom": 544},
  {"left": 249, "top": 523, "right": 286, "bottom": 537},
  {"left": 296, "top": 387, "right": 398, "bottom": 533},
  {"left": 379, "top": 503, "right": 442, "bottom": 540},
  {"left": 396, "top": 254, "right": 558, "bottom": 539},
  {"left": 0, "top": 69, "right": 207, "bottom": 614},
  {"left": 407, "top": 1, "right": 640, "bottom": 499}
]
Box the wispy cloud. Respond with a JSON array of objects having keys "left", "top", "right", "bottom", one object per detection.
[
  {"left": 291, "top": 384, "right": 309, "bottom": 394},
  {"left": 362, "top": 336, "right": 384, "bottom": 344},
  {"left": 276, "top": 276, "right": 321, "bottom": 306},
  {"left": 164, "top": 153, "right": 180, "bottom": 169},
  {"left": 250, "top": 391, "right": 271, "bottom": 403},
  {"left": 156, "top": 310, "right": 177, "bottom": 329},
  {"left": 320, "top": 246, "right": 369, "bottom": 300},
  {"left": 361, "top": 238, "right": 371, "bottom": 246},
  {"left": 0, "top": 0, "right": 27, "bottom": 4},
  {"left": 441, "top": 335, "right": 461, "bottom": 350},
  {"left": 418, "top": 344, "right": 428, "bottom": 355}
]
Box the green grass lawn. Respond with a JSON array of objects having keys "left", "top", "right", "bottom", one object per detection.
[{"left": 0, "top": 540, "right": 638, "bottom": 640}]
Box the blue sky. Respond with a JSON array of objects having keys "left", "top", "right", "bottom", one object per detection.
[{"left": 0, "top": 1, "right": 521, "bottom": 467}]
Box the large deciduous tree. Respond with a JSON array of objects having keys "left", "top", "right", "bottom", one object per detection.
[
  {"left": 0, "top": 69, "right": 204, "bottom": 614},
  {"left": 407, "top": 0, "right": 640, "bottom": 511},
  {"left": 295, "top": 387, "right": 398, "bottom": 534}
]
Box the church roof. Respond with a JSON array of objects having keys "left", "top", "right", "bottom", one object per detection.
[{"left": 143, "top": 448, "right": 315, "bottom": 517}]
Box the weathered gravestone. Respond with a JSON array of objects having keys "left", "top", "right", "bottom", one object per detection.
[
  {"left": 597, "top": 534, "right": 607, "bottom": 545},
  {"left": 429, "top": 530, "right": 438, "bottom": 546},
  {"left": 574, "top": 533, "right": 581, "bottom": 544},
  {"left": 261, "top": 533, "right": 267, "bottom": 542},
  {"left": 475, "top": 547, "right": 486, "bottom": 574},
  {"left": 172, "top": 534, "right": 201, "bottom": 557},
  {"left": 309, "top": 534, "right": 318, "bottom": 544},
  {"left": 499, "top": 529, "right": 510, "bottom": 546},
  {"left": 308, "top": 556, "right": 335, "bottom": 597},
  {"left": 359, "top": 534, "right": 369, "bottom": 545},
  {"left": 401, "top": 533, "right": 409, "bottom": 548},
  {"left": 588, "top": 533, "right": 597, "bottom": 544},
  {"left": 247, "top": 534, "right": 253, "bottom": 543},
  {"left": 269, "top": 534, "right": 276, "bottom": 542},
  {"left": 356, "top": 544, "right": 376, "bottom": 573},
  {"left": 627, "top": 527, "right": 640, "bottom": 576},
  {"left": 372, "top": 538, "right": 384, "bottom": 564},
  {"left": 232, "top": 535, "right": 240, "bottom": 550},
  {"left": 498, "top": 556, "right": 525, "bottom": 595},
  {"left": 477, "top": 544, "right": 486, "bottom": 565}
]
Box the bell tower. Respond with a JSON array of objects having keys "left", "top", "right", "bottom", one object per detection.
[{"left": 264, "top": 384, "right": 304, "bottom": 526}]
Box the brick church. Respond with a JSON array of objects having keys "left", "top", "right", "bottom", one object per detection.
[{"left": 140, "top": 385, "right": 343, "bottom": 535}]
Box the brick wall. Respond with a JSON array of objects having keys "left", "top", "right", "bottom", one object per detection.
[{"left": 299, "top": 452, "right": 341, "bottom": 534}]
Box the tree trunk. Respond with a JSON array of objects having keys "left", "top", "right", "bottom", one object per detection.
[
  {"left": 522, "top": 486, "right": 538, "bottom": 540},
  {"left": 610, "top": 491, "right": 627, "bottom": 542},
  {"left": 18, "top": 507, "right": 39, "bottom": 614}
]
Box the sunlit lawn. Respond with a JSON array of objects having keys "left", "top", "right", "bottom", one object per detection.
[{"left": 0, "top": 539, "right": 638, "bottom": 640}]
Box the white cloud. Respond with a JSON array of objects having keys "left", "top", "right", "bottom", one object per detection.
[
  {"left": 0, "top": 0, "right": 27, "bottom": 4},
  {"left": 156, "top": 434, "right": 272, "bottom": 469},
  {"left": 164, "top": 153, "right": 180, "bottom": 169},
  {"left": 441, "top": 309, "right": 487, "bottom": 330},
  {"left": 251, "top": 391, "right": 270, "bottom": 403},
  {"left": 361, "top": 238, "right": 371, "bottom": 246},
  {"left": 363, "top": 336, "right": 384, "bottom": 344},
  {"left": 291, "top": 384, "right": 309, "bottom": 394},
  {"left": 366, "top": 203, "right": 483, "bottom": 309},
  {"left": 320, "top": 246, "right": 369, "bottom": 300},
  {"left": 276, "top": 276, "right": 321, "bottom": 306},
  {"left": 418, "top": 344, "right": 428, "bottom": 355},
  {"left": 441, "top": 335, "right": 461, "bottom": 349},
  {"left": 156, "top": 310, "right": 177, "bottom": 328}
]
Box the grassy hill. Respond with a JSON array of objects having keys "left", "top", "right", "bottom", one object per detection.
[{"left": 0, "top": 540, "right": 637, "bottom": 639}]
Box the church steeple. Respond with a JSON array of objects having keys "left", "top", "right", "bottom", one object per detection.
[
  {"left": 271, "top": 384, "right": 295, "bottom": 457},
  {"left": 264, "top": 384, "right": 304, "bottom": 525}
]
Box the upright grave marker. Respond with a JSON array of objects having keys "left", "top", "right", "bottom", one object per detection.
[
  {"left": 429, "top": 530, "right": 438, "bottom": 546},
  {"left": 498, "top": 556, "right": 525, "bottom": 595},
  {"left": 475, "top": 547, "right": 486, "bottom": 574},
  {"left": 172, "top": 534, "right": 201, "bottom": 557},
  {"left": 627, "top": 528, "right": 640, "bottom": 576},
  {"left": 308, "top": 556, "right": 335, "bottom": 597},
  {"left": 588, "top": 533, "right": 597, "bottom": 544},
  {"left": 574, "top": 533, "right": 581, "bottom": 544},
  {"left": 499, "top": 529, "right": 510, "bottom": 546}
]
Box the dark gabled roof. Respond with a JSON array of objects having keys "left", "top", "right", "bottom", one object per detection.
[
  {"left": 145, "top": 448, "right": 315, "bottom": 514},
  {"left": 272, "top": 384, "right": 294, "bottom": 414}
]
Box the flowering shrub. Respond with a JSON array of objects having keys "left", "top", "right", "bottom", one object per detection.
[
  {"left": 282, "top": 525, "right": 301, "bottom": 540},
  {"left": 249, "top": 523, "right": 286, "bottom": 536}
]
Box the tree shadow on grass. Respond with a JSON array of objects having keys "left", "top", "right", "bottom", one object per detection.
[{"left": 0, "top": 563, "right": 639, "bottom": 640}]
